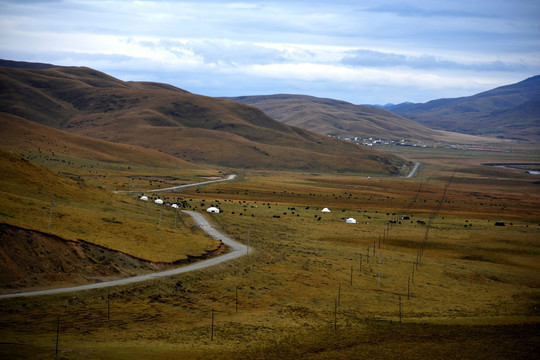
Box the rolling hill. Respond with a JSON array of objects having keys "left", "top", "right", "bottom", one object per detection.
[
  {"left": 0, "top": 61, "right": 408, "bottom": 174},
  {"left": 0, "top": 112, "right": 201, "bottom": 169},
  {"left": 222, "top": 94, "right": 499, "bottom": 144},
  {"left": 387, "top": 75, "right": 540, "bottom": 142}
]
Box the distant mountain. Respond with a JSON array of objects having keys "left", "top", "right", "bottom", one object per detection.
[
  {"left": 0, "top": 62, "right": 408, "bottom": 174},
  {"left": 222, "top": 94, "right": 485, "bottom": 143},
  {"left": 389, "top": 76, "right": 540, "bottom": 142},
  {"left": 370, "top": 102, "right": 413, "bottom": 110}
]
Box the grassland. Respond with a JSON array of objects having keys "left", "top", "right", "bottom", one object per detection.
[
  {"left": 0, "top": 148, "right": 223, "bottom": 266},
  {"left": 0, "top": 145, "right": 538, "bottom": 359}
]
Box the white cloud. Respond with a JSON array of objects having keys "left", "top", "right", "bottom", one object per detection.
[{"left": 0, "top": 0, "right": 539, "bottom": 103}]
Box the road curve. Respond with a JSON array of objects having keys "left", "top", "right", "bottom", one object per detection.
[
  {"left": 114, "top": 174, "right": 237, "bottom": 194},
  {"left": 405, "top": 162, "right": 421, "bottom": 178},
  {"left": 0, "top": 210, "right": 247, "bottom": 299}
]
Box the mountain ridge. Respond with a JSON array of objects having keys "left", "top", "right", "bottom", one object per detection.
[
  {"left": 388, "top": 75, "right": 540, "bottom": 141},
  {"left": 222, "top": 94, "right": 498, "bottom": 144},
  {"left": 0, "top": 61, "right": 408, "bottom": 174}
]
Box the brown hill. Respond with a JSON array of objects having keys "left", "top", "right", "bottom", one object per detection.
[
  {"left": 0, "top": 112, "right": 200, "bottom": 168},
  {"left": 222, "top": 94, "right": 490, "bottom": 143},
  {"left": 388, "top": 75, "right": 540, "bottom": 142},
  {"left": 0, "top": 63, "right": 409, "bottom": 174}
]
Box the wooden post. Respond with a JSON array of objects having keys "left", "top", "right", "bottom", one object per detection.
[
  {"left": 174, "top": 208, "right": 178, "bottom": 229},
  {"left": 334, "top": 298, "right": 337, "bottom": 331},
  {"left": 48, "top": 200, "right": 55, "bottom": 231},
  {"left": 211, "top": 308, "right": 215, "bottom": 341},
  {"left": 399, "top": 296, "right": 402, "bottom": 324},
  {"left": 407, "top": 275, "right": 410, "bottom": 300},
  {"left": 367, "top": 247, "right": 370, "bottom": 263},
  {"left": 246, "top": 228, "right": 250, "bottom": 255},
  {"left": 373, "top": 240, "right": 376, "bottom": 256},
  {"left": 55, "top": 316, "right": 60, "bottom": 355},
  {"left": 377, "top": 253, "right": 382, "bottom": 285},
  {"left": 378, "top": 234, "right": 381, "bottom": 249},
  {"left": 107, "top": 290, "right": 110, "bottom": 320}
]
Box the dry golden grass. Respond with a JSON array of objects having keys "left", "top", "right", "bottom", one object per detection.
[
  {"left": 0, "top": 149, "right": 220, "bottom": 262},
  {"left": 0, "top": 146, "right": 538, "bottom": 359}
]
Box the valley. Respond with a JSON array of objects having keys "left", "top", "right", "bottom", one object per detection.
[
  {"left": 0, "top": 144, "right": 538, "bottom": 359},
  {"left": 0, "top": 62, "right": 538, "bottom": 359}
]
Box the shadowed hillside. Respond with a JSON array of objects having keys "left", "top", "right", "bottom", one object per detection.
[
  {"left": 388, "top": 75, "right": 540, "bottom": 142},
  {"left": 223, "top": 94, "right": 500, "bottom": 144},
  {"left": 222, "top": 94, "right": 437, "bottom": 140},
  {"left": 0, "top": 62, "right": 409, "bottom": 174}
]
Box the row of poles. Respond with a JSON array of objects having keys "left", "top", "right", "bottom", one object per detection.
[{"left": 53, "top": 171, "right": 458, "bottom": 350}]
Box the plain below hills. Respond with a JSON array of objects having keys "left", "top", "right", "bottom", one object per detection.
[
  {"left": 386, "top": 75, "right": 540, "bottom": 142},
  {"left": 223, "top": 94, "right": 502, "bottom": 145},
  {"left": 0, "top": 60, "right": 408, "bottom": 175}
]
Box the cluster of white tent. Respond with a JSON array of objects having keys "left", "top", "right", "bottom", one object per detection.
[
  {"left": 140, "top": 196, "right": 352, "bottom": 222},
  {"left": 139, "top": 196, "right": 179, "bottom": 208},
  {"left": 140, "top": 195, "right": 220, "bottom": 213},
  {"left": 321, "top": 207, "right": 356, "bottom": 223}
]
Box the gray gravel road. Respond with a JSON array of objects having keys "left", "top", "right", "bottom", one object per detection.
[{"left": 0, "top": 210, "right": 247, "bottom": 299}]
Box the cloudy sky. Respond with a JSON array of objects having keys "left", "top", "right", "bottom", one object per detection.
[{"left": 1, "top": 0, "right": 539, "bottom": 104}]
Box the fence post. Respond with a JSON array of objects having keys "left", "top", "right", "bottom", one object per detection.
[
  {"left": 334, "top": 298, "right": 337, "bottom": 331},
  {"left": 55, "top": 316, "right": 60, "bottom": 355},
  {"left": 211, "top": 308, "right": 215, "bottom": 341},
  {"left": 48, "top": 200, "right": 55, "bottom": 231}
]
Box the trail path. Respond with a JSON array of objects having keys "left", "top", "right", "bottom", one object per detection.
[
  {"left": 406, "top": 162, "right": 421, "bottom": 178},
  {"left": 0, "top": 209, "right": 246, "bottom": 298},
  {"left": 114, "top": 174, "right": 237, "bottom": 194}
]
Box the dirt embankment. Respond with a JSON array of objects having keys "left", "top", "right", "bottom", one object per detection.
[{"left": 0, "top": 223, "right": 225, "bottom": 294}]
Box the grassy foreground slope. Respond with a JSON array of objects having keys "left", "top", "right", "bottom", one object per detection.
[
  {"left": 0, "top": 146, "right": 538, "bottom": 359},
  {"left": 0, "top": 147, "right": 221, "bottom": 269}
]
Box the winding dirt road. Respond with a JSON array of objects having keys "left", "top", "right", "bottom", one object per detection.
[
  {"left": 406, "top": 162, "right": 421, "bottom": 178},
  {"left": 0, "top": 210, "right": 247, "bottom": 299}
]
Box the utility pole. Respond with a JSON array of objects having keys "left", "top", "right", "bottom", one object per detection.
[
  {"left": 55, "top": 316, "right": 60, "bottom": 355},
  {"left": 377, "top": 253, "right": 382, "bottom": 285},
  {"left": 48, "top": 200, "right": 55, "bottom": 231},
  {"left": 246, "top": 228, "right": 250, "bottom": 255}
]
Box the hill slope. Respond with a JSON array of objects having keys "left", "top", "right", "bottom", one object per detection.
[
  {"left": 0, "top": 62, "right": 408, "bottom": 174},
  {"left": 388, "top": 75, "right": 540, "bottom": 142},
  {"left": 0, "top": 112, "right": 201, "bottom": 169},
  {"left": 222, "top": 94, "right": 494, "bottom": 144}
]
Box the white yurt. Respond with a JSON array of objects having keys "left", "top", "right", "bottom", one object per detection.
[
  {"left": 321, "top": 207, "right": 331, "bottom": 213},
  {"left": 154, "top": 199, "right": 164, "bottom": 204},
  {"left": 346, "top": 218, "right": 357, "bottom": 224},
  {"left": 171, "top": 204, "right": 179, "bottom": 208},
  {"left": 140, "top": 196, "right": 149, "bottom": 201},
  {"left": 207, "top": 206, "right": 220, "bottom": 213}
]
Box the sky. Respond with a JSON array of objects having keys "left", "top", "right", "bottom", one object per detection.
[{"left": 1, "top": 0, "right": 539, "bottom": 104}]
